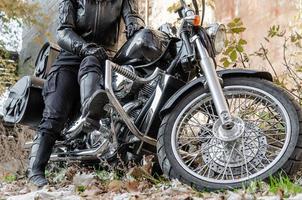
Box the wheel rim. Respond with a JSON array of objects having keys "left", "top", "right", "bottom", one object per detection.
[{"left": 171, "top": 85, "right": 291, "bottom": 184}]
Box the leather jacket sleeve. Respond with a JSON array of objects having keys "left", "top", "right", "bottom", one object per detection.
[
  {"left": 56, "top": 0, "right": 87, "bottom": 56},
  {"left": 122, "top": 0, "right": 145, "bottom": 28}
]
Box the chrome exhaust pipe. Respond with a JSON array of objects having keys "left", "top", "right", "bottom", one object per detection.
[{"left": 49, "top": 139, "right": 109, "bottom": 161}]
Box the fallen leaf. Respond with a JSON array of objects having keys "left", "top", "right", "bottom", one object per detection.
[
  {"left": 125, "top": 180, "right": 139, "bottom": 192},
  {"left": 108, "top": 180, "right": 123, "bottom": 192},
  {"left": 142, "top": 155, "right": 154, "bottom": 175},
  {"left": 81, "top": 187, "right": 102, "bottom": 197},
  {"left": 127, "top": 167, "right": 147, "bottom": 180},
  {"left": 65, "top": 166, "right": 78, "bottom": 181}
]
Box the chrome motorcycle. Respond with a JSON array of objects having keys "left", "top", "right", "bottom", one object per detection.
[{"left": 3, "top": 0, "right": 302, "bottom": 190}]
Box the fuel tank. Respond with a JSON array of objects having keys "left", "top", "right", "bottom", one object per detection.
[{"left": 113, "top": 28, "right": 172, "bottom": 67}]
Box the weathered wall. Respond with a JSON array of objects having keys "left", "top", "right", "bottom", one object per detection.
[
  {"left": 20, "top": 0, "right": 300, "bottom": 75},
  {"left": 148, "top": 0, "right": 215, "bottom": 28},
  {"left": 19, "top": 0, "right": 59, "bottom": 75},
  {"left": 19, "top": 0, "right": 143, "bottom": 75},
  {"left": 215, "top": 0, "right": 299, "bottom": 73}
]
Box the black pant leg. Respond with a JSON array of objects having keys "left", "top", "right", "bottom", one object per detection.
[
  {"left": 78, "top": 56, "right": 104, "bottom": 86},
  {"left": 29, "top": 66, "right": 80, "bottom": 182},
  {"left": 38, "top": 66, "right": 80, "bottom": 138}
]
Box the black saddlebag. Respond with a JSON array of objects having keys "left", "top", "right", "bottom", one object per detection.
[{"left": 3, "top": 76, "right": 45, "bottom": 129}]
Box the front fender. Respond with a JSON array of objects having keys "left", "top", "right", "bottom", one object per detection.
[{"left": 160, "top": 69, "right": 273, "bottom": 118}]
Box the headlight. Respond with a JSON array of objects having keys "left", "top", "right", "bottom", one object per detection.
[{"left": 206, "top": 23, "right": 227, "bottom": 55}]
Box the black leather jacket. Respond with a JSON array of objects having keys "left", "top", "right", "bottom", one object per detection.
[{"left": 57, "top": 0, "right": 144, "bottom": 59}]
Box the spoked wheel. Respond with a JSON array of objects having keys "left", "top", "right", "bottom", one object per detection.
[{"left": 157, "top": 77, "right": 302, "bottom": 190}]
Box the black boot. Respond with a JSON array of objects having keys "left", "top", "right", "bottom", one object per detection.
[
  {"left": 28, "top": 133, "right": 56, "bottom": 187},
  {"left": 80, "top": 73, "right": 108, "bottom": 121}
]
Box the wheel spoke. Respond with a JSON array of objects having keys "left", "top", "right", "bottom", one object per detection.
[
  {"left": 172, "top": 85, "right": 290, "bottom": 184},
  {"left": 218, "top": 142, "right": 236, "bottom": 180}
]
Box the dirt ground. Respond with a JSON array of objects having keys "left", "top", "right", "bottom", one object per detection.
[
  {"left": 0, "top": 121, "right": 301, "bottom": 200},
  {"left": 0, "top": 121, "right": 33, "bottom": 179}
]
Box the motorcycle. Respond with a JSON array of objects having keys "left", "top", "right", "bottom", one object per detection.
[{"left": 3, "top": 0, "right": 302, "bottom": 190}]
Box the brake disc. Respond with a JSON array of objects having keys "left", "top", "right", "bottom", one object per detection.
[{"left": 202, "top": 123, "right": 267, "bottom": 176}]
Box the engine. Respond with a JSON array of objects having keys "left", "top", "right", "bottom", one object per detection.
[
  {"left": 112, "top": 65, "right": 158, "bottom": 117},
  {"left": 112, "top": 65, "right": 135, "bottom": 99}
]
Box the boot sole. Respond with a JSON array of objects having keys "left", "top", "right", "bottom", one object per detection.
[{"left": 85, "top": 90, "right": 109, "bottom": 119}]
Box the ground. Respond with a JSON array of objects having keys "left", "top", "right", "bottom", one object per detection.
[
  {"left": 1, "top": 167, "right": 302, "bottom": 200},
  {"left": 0, "top": 122, "right": 302, "bottom": 200}
]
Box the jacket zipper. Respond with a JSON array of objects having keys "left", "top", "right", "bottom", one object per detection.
[{"left": 94, "top": 0, "right": 101, "bottom": 41}]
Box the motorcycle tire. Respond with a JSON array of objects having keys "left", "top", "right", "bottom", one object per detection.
[{"left": 157, "top": 77, "right": 302, "bottom": 190}]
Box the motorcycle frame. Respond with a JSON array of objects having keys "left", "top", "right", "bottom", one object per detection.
[
  {"left": 102, "top": 10, "right": 275, "bottom": 148},
  {"left": 104, "top": 60, "right": 185, "bottom": 146}
]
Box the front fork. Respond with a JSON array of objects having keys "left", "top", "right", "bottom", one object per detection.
[{"left": 191, "top": 35, "right": 234, "bottom": 129}]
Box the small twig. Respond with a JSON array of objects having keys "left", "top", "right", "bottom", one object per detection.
[
  {"left": 260, "top": 43, "right": 278, "bottom": 78},
  {"left": 282, "top": 38, "right": 302, "bottom": 82},
  {"left": 239, "top": 52, "right": 247, "bottom": 68},
  {"left": 281, "top": 37, "right": 302, "bottom": 103}
]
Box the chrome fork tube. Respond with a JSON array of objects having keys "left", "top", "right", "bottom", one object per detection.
[{"left": 191, "top": 36, "right": 233, "bottom": 126}]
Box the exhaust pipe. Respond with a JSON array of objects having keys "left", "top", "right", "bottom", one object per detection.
[{"left": 49, "top": 139, "right": 109, "bottom": 162}]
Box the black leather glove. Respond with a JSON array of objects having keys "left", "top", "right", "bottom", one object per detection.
[
  {"left": 126, "top": 22, "right": 144, "bottom": 39},
  {"left": 79, "top": 43, "right": 108, "bottom": 63}
]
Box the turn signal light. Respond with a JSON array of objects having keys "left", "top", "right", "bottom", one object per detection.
[{"left": 193, "top": 15, "right": 201, "bottom": 26}]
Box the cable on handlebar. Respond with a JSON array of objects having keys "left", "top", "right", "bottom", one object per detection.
[
  {"left": 180, "top": 0, "right": 187, "bottom": 7},
  {"left": 192, "top": 0, "right": 199, "bottom": 16},
  {"left": 200, "top": 0, "right": 205, "bottom": 26}
]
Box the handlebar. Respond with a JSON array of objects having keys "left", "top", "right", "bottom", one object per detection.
[
  {"left": 180, "top": 0, "right": 187, "bottom": 7},
  {"left": 192, "top": 0, "right": 199, "bottom": 16},
  {"left": 178, "top": 0, "right": 205, "bottom": 26}
]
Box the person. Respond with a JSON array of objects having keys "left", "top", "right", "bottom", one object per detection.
[{"left": 28, "top": 0, "right": 145, "bottom": 187}]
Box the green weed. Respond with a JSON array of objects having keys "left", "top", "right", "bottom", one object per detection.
[
  {"left": 269, "top": 174, "right": 302, "bottom": 197},
  {"left": 77, "top": 185, "right": 86, "bottom": 193},
  {"left": 95, "top": 169, "right": 125, "bottom": 182},
  {"left": 95, "top": 170, "right": 112, "bottom": 182},
  {"left": 246, "top": 180, "right": 267, "bottom": 194},
  {"left": 3, "top": 174, "right": 17, "bottom": 183}
]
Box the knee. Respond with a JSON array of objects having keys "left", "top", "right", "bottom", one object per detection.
[
  {"left": 79, "top": 56, "right": 103, "bottom": 79},
  {"left": 80, "top": 56, "right": 101, "bottom": 70},
  {"left": 133, "top": 29, "right": 152, "bottom": 48}
]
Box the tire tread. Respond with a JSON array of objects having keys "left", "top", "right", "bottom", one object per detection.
[{"left": 157, "top": 77, "right": 302, "bottom": 190}]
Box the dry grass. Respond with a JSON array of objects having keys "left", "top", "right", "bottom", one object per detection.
[{"left": 0, "top": 120, "right": 34, "bottom": 178}]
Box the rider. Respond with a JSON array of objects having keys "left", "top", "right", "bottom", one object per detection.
[{"left": 28, "top": 0, "right": 145, "bottom": 187}]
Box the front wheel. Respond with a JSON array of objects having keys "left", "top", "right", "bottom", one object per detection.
[{"left": 157, "top": 77, "right": 302, "bottom": 190}]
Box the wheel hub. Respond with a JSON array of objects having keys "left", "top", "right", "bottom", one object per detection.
[
  {"left": 213, "top": 116, "right": 245, "bottom": 142},
  {"left": 202, "top": 123, "right": 267, "bottom": 176}
]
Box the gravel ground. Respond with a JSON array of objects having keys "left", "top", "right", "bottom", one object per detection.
[
  {"left": 1, "top": 179, "right": 301, "bottom": 200},
  {"left": 0, "top": 109, "right": 301, "bottom": 200},
  {"left": 1, "top": 164, "right": 302, "bottom": 200}
]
